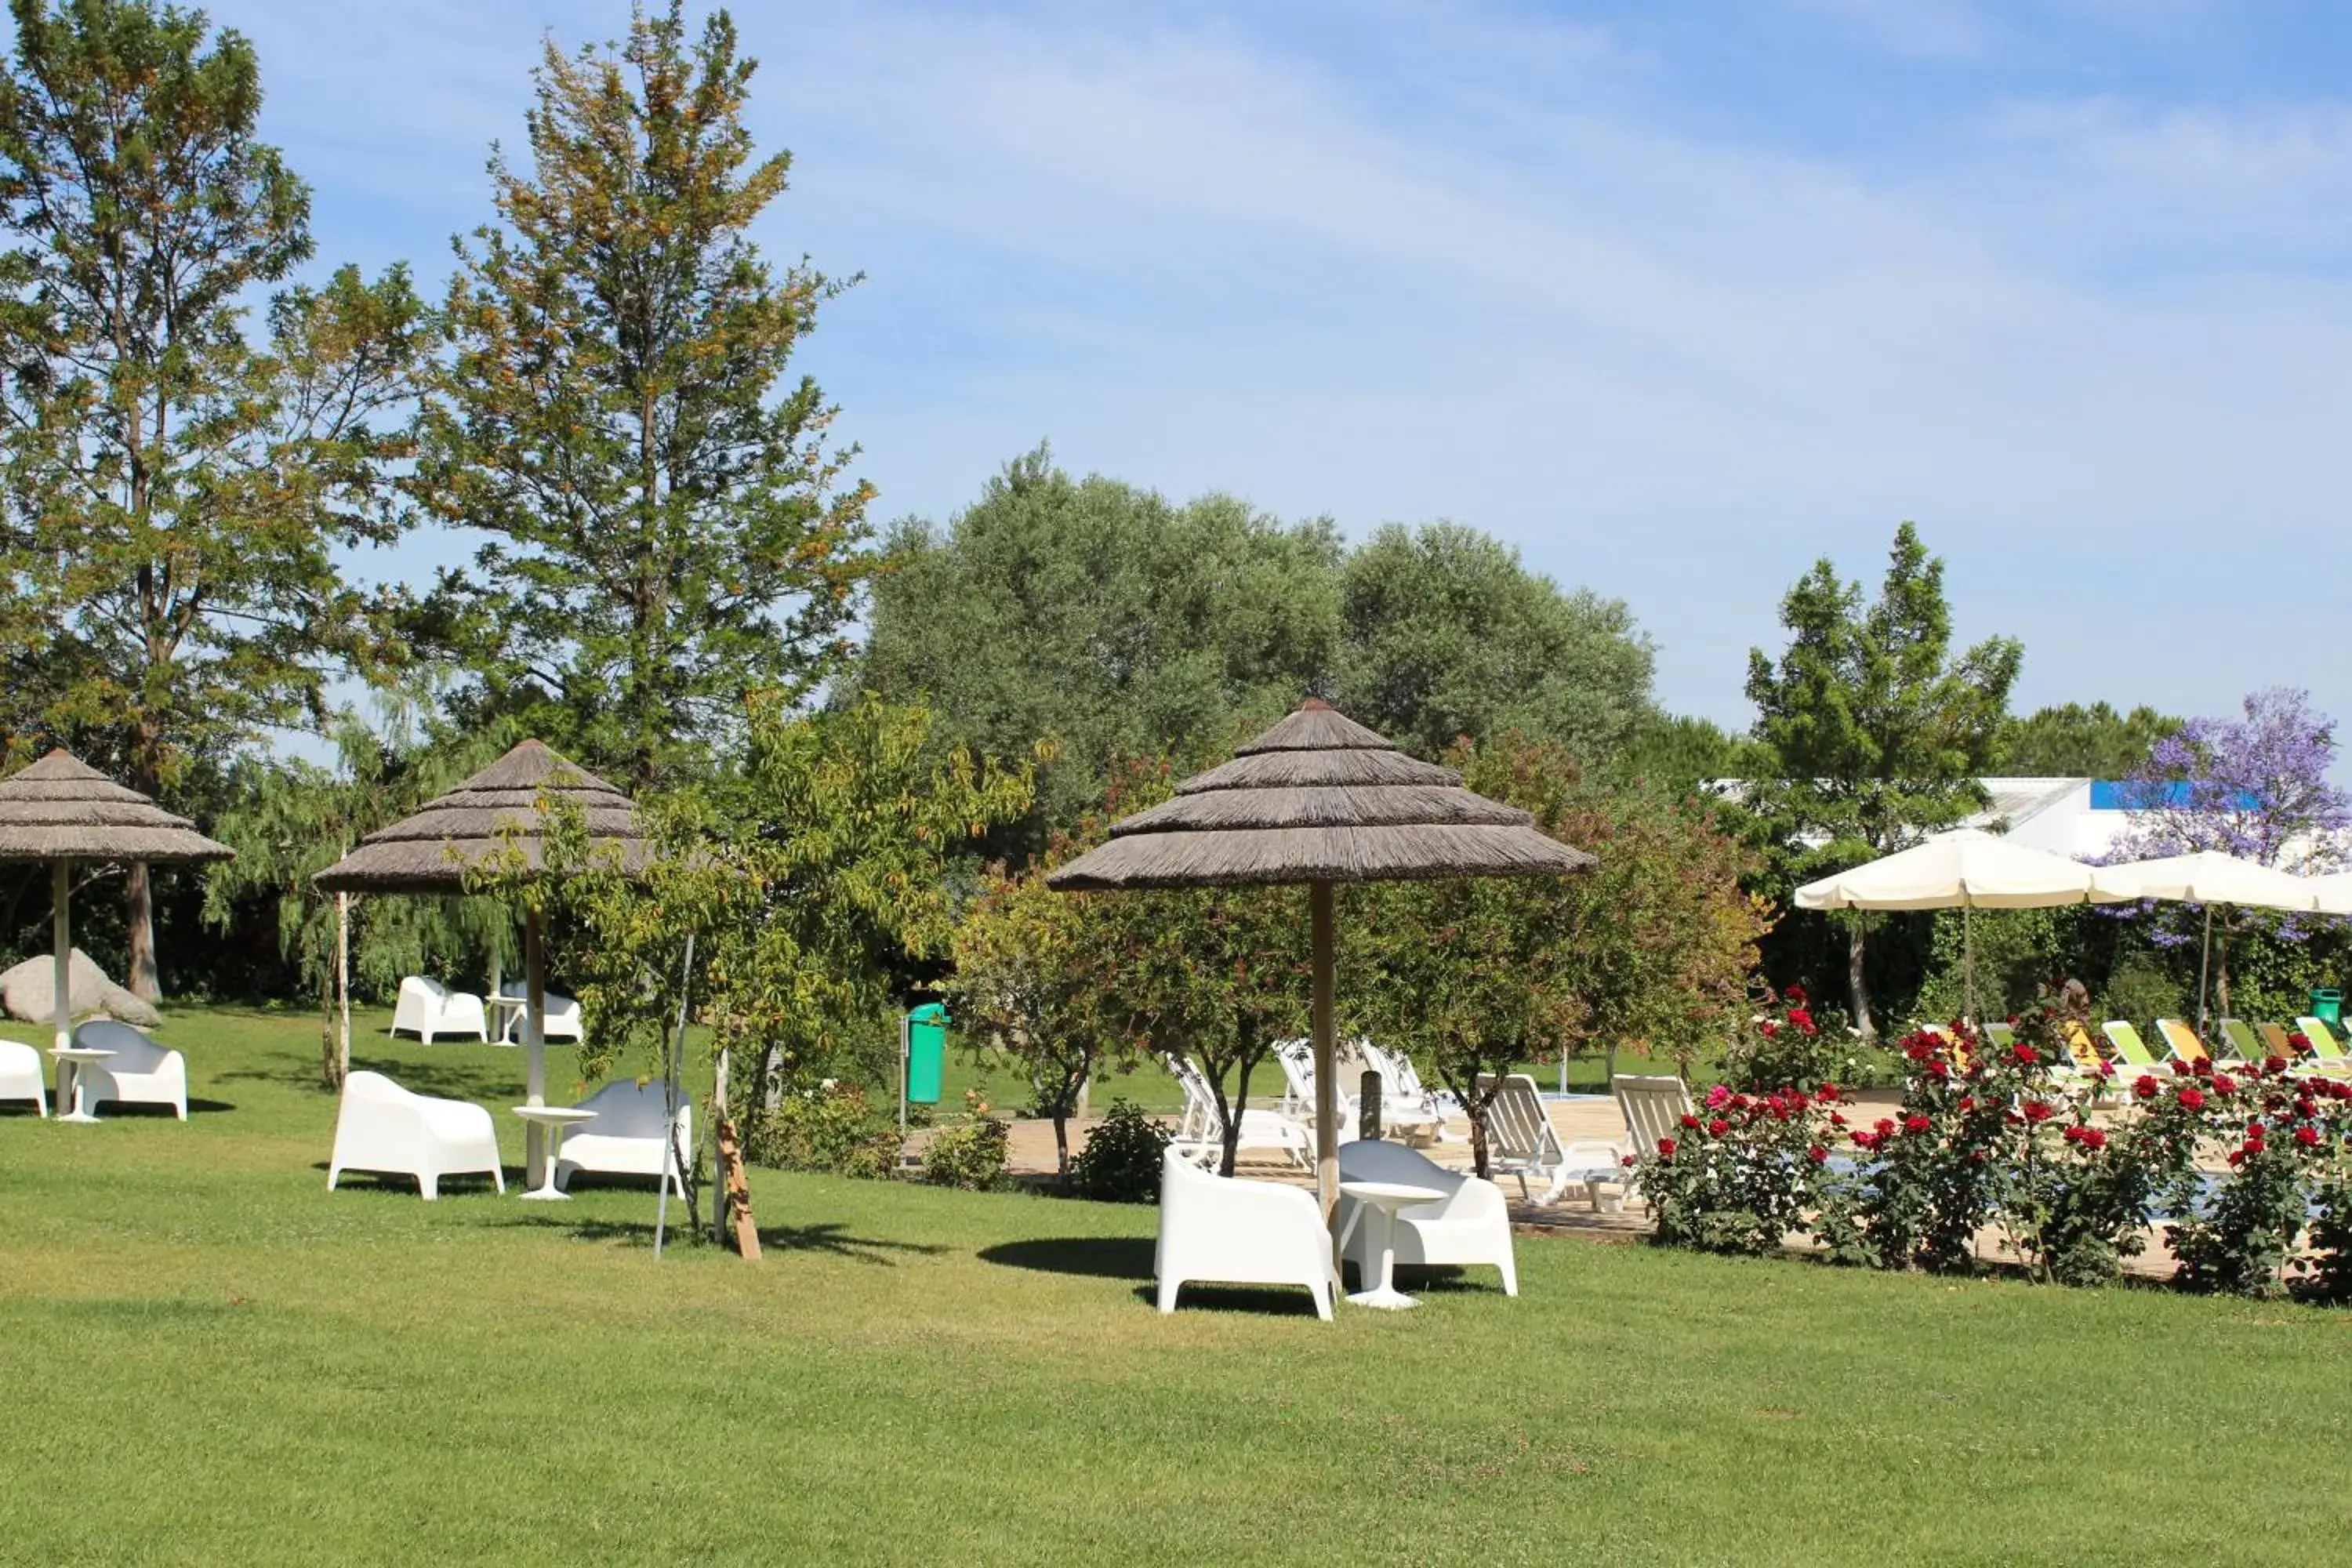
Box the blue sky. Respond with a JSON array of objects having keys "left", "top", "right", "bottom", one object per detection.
[{"left": 207, "top": 0, "right": 2352, "bottom": 748}]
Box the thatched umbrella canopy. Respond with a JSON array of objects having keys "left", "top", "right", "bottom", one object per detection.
[
  {"left": 1048, "top": 700, "right": 1593, "bottom": 1230},
  {"left": 0, "top": 751, "right": 233, "bottom": 1080},
  {"left": 315, "top": 740, "right": 647, "bottom": 1189}
]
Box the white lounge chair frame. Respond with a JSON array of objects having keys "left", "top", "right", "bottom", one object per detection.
[
  {"left": 554, "top": 1079, "right": 691, "bottom": 1196},
  {"left": 1612, "top": 1074, "right": 1694, "bottom": 1170},
  {"left": 1163, "top": 1053, "right": 1311, "bottom": 1171},
  {"left": 391, "top": 976, "right": 488, "bottom": 1044},
  {"left": 328, "top": 1069, "right": 505, "bottom": 1200},
  {"left": 1355, "top": 1039, "right": 1446, "bottom": 1142},
  {"left": 1274, "top": 1037, "right": 1357, "bottom": 1142},
  {"left": 0, "top": 1038, "right": 48, "bottom": 1116},
  {"left": 1335, "top": 1138, "right": 1517, "bottom": 1296},
  {"left": 1472, "top": 1070, "right": 1625, "bottom": 1208},
  {"left": 70, "top": 1019, "right": 188, "bottom": 1120},
  {"left": 1155, "top": 1148, "right": 1336, "bottom": 1319}
]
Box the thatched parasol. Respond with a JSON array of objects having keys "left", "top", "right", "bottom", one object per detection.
[
  {"left": 0, "top": 751, "right": 234, "bottom": 1106},
  {"left": 315, "top": 740, "right": 648, "bottom": 1189},
  {"left": 1047, "top": 699, "right": 1593, "bottom": 1232}
]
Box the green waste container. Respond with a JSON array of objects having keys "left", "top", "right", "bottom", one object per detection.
[
  {"left": 2310, "top": 989, "right": 2343, "bottom": 1028},
  {"left": 905, "top": 1003, "right": 948, "bottom": 1105}
]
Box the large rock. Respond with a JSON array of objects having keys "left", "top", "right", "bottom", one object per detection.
[{"left": 0, "top": 947, "right": 163, "bottom": 1029}]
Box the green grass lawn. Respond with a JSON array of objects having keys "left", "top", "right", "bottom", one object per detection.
[{"left": 4, "top": 1006, "right": 2350, "bottom": 1564}]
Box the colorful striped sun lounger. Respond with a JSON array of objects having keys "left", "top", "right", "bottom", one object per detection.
[
  {"left": 2216, "top": 1019, "right": 2265, "bottom": 1062},
  {"left": 2101, "top": 1021, "right": 2165, "bottom": 1076}
]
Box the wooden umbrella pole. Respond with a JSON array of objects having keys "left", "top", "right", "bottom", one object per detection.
[
  {"left": 524, "top": 906, "right": 547, "bottom": 1189},
  {"left": 51, "top": 860, "right": 71, "bottom": 1054},
  {"left": 1311, "top": 880, "right": 1338, "bottom": 1232}
]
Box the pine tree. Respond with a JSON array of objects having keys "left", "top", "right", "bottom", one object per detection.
[
  {"left": 414, "top": 2, "right": 875, "bottom": 791},
  {"left": 1746, "top": 523, "right": 2019, "bottom": 1035},
  {"left": 0, "top": 0, "right": 425, "bottom": 998}
]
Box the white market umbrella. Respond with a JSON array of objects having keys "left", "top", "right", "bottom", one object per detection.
[
  {"left": 2298, "top": 871, "right": 2352, "bottom": 917},
  {"left": 1795, "top": 828, "right": 2127, "bottom": 1018},
  {"left": 2096, "top": 850, "right": 2321, "bottom": 1030}
]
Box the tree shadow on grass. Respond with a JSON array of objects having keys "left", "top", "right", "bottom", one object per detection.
[
  {"left": 493, "top": 1213, "right": 948, "bottom": 1264},
  {"left": 978, "top": 1236, "right": 1155, "bottom": 1281}
]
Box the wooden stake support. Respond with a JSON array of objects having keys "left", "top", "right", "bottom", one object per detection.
[{"left": 716, "top": 1115, "right": 760, "bottom": 1261}]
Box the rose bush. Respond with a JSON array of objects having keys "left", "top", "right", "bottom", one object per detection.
[
  {"left": 1632, "top": 1079, "right": 1841, "bottom": 1256},
  {"left": 1721, "top": 984, "right": 1842, "bottom": 1094}
]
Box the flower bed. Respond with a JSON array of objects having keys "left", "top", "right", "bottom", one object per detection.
[{"left": 1636, "top": 996, "right": 2352, "bottom": 1301}]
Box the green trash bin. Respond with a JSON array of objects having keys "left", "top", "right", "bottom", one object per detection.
[
  {"left": 2310, "top": 989, "right": 2343, "bottom": 1028},
  {"left": 905, "top": 1003, "right": 948, "bottom": 1105}
]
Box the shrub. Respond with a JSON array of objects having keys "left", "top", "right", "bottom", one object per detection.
[
  {"left": 1068, "top": 1098, "right": 1171, "bottom": 1203},
  {"left": 1633, "top": 1080, "right": 1839, "bottom": 1256},
  {"left": 1721, "top": 984, "right": 1840, "bottom": 1093},
  {"left": 744, "top": 1083, "right": 901, "bottom": 1180},
  {"left": 2169, "top": 1062, "right": 2350, "bottom": 1298},
  {"left": 924, "top": 1093, "right": 1011, "bottom": 1191}
]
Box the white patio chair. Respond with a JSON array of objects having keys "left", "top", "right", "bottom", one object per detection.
[
  {"left": 1154, "top": 1148, "right": 1336, "bottom": 1320},
  {"left": 1354, "top": 1038, "right": 1445, "bottom": 1142},
  {"left": 1272, "top": 1037, "right": 1356, "bottom": 1142},
  {"left": 554, "top": 1079, "right": 691, "bottom": 1196},
  {"left": 1160, "top": 1052, "right": 1311, "bottom": 1171},
  {"left": 1613, "top": 1073, "right": 1696, "bottom": 1176},
  {"left": 0, "top": 1038, "right": 48, "bottom": 1116},
  {"left": 1474, "top": 1071, "right": 1626, "bottom": 1208},
  {"left": 391, "top": 977, "right": 488, "bottom": 1044},
  {"left": 327, "top": 1069, "right": 504, "bottom": 1200},
  {"left": 70, "top": 1019, "right": 188, "bottom": 1120},
  {"left": 493, "top": 981, "right": 584, "bottom": 1044},
  {"left": 1336, "top": 1138, "right": 1516, "bottom": 1296}
]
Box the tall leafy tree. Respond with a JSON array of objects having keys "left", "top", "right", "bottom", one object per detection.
[
  {"left": 1996, "top": 702, "right": 2180, "bottom": 778},
  {"left": 0, "top": 0, "right": 426, "bottom": 998},
  {"left": 1335, "top": 521, "right": 1654, "bottom": 767},
  {"left": 1745, "top": 522, "right": 2019, "bottom": 1035},
  {"left": 415, "top": 2, "right": 873, "bottom": 790},
  {"left": 854, "top": 447, "right": 1341, "bottom": 852},
  {"left": 1350, "top": 735, "right": 1767, "bottom": 1174}
]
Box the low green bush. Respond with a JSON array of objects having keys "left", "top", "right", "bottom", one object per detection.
[
  {"left": 923, "top": 1114, "right": 1011, "bottom": 1191},
  {"left": 1069, "top": 1099, "right": 1171, "bottom": 1203},
  {"left": 744, "top": 1083, "right": 902, "bottom": 1180}
]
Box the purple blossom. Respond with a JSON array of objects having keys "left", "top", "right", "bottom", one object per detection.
[{"left": 2105, "top": 688, "right": 2350, "bottom": 945}]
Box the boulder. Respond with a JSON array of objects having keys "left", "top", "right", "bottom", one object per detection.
[{"left": 0, "top": 948, "right": 164, "bottom": 1029}]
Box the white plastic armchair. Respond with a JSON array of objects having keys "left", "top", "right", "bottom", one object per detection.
[
  {"left": 494, "top": 982, "right": 584, "bottom": 1044},
  {"left": 71, "top": 1019, "right": 188, "bottom": 1120},
  {"left": 1161, "top": 1053, "right": 1311, "bottom": 1171},
  {"left": 1154, "top": 1148, "right": 1337, "bottom": 1319},
  {"left": 554, "top": 1079, "right": 690, "bottom": 1196},
  {"left": 0, "top": 1039, "right": 47, "bottom": 1116},
  {"left": 1335, "top": 1138, "right": 1517, "bottom": 1296},
  {"left": 391, "top": 977, "right": 488, "bottom": 1044},
  {"left": 328, "top": 1069, "right": 504, "bottom": 1200}
]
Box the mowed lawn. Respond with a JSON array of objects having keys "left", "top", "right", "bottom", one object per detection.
[{"left": 3, "top": 1008, "right": 2350, "bottom": 1565}]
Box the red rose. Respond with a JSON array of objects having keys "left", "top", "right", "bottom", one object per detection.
[
  {"left": 1707, "top": 1117, "right": 1730, "bottom": 1138},
  {"left": 1680, "top": 1113, "right": 1700, "bottom": 1129},
  {"left": 1759, "top": 1021, "right": 1780, "bottom": 1038},
  {"left": 1621, "top": 1155, "right": 1637, "bottom": 1168},
  {"left": 2078, "top": 1126, "right": 2107, "bottom": 1150},
  {"left": 1904, "top": 1114, "right": 1932, "bottom": 1134},
  {"left": 1928, "top": 1059, "right": 1950, "bottom": 1079},
  {"left": 2289, "top": 1032, "right": 2311, "bottom": 1053},
  {"left": 1905, "top": 1040, "right": 1933, "bottom": 1062},
  {"left": 2023, "top": 1101, "right": 2054, "bottom": 1123},
  {"left": 1808, "top": 1145, "right": 1828, "bottom": 1163},
  {"left": 2212, "top": 1074, "right": 2237, "bottom": 1096},
  {"left": 2333, "top": 1082, "right": 2352, "bottom": 1102},
  {"left": 2267, "top": 1054, "right": 2290, "bottom": 1073},
  {"left": 2011, "top": 1044, "right": 2038, "bottom": 1067},
  {"left": 2295, "top": 1125, "right": 2321, "bottom": 1149},
  {"left": 1829, "top": 1112, "right": 1847, "bottom": 1127},
  {"left": 2178, "top": 1087, "right": 2206, "bottom": 1111},
  {"left": 2227, "top": 1149, "right": 2244, "bottom": 1167},
  {"left": 1957, "top": 1095, "right": 1976, "bottom": 1112},
  {"left": 1731, "top": 1094, "right": 1752, "bottom": 1112},
  {"left": 1852, "top": 1131, "right": 1880, "bottom": 1151},
  {"left": 2193, "top": 1058, "right": 2213, "bottom": 1078},
  {"left": 1657, "top": 1137, "right": 1677, "bottom": 1158},
  {"left": 2245, "top": 1138, "right": 2267, "bottom": 1158},
  {"left": 1770, "top": 1102, "right": 1790, "bottom": 1121},
  {"left": 2297, "top": 1097, "right": 2318, "bottom": 1118},
  {"left": 2133, "top": 1076, "right": 2159, "bottom": 1100},
  {"left": 1819, "top": 1083, "right": 1841, "bottom": 1102},
  {"left": 2247, "top": 1121, "right": 2265, "bottom": 1139},
  {"left": 1785, "top": 985, "right": 1806, "bottom": 1005},
  {"left": 1875, "top": 1118, "right": 1896, "bottom": 1134}
]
